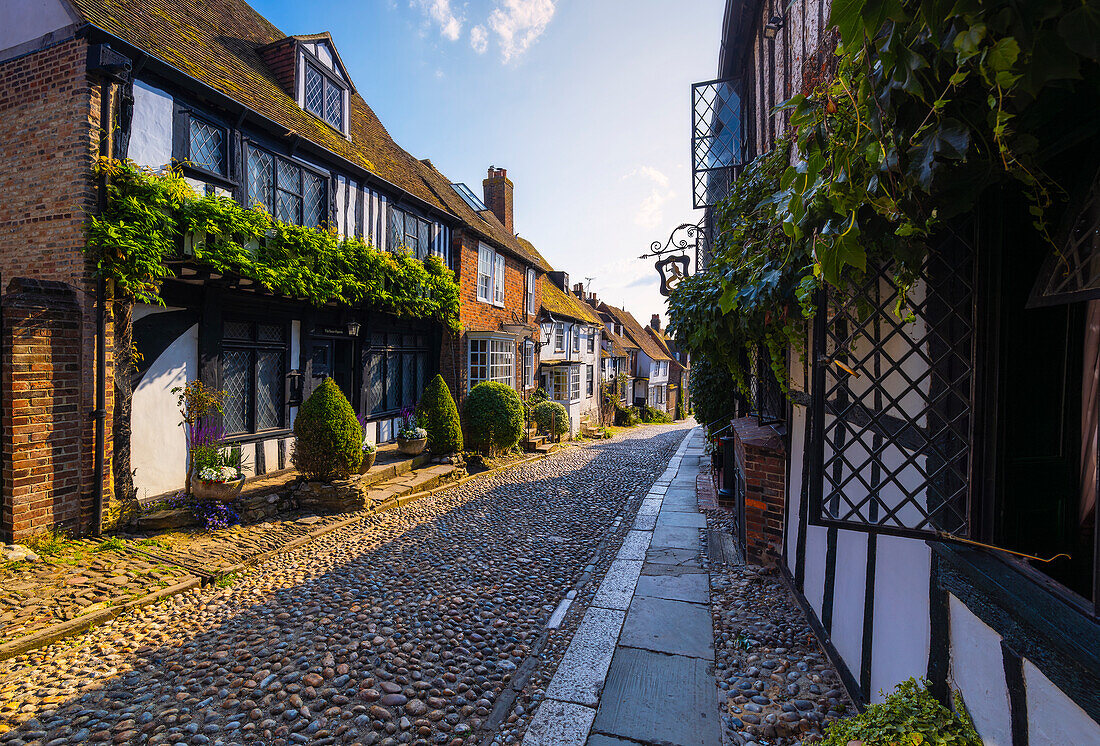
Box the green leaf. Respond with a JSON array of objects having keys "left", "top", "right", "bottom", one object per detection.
[
  {"left": 830, "top": 0, "right": 869, "bottom": 47},
  {"left": 953, "top": 23, "right": 987, "bottom": 63},
  {"left": 986, "top": 37, "right": 1020, "bottom": 72},
  {"left": 1059, "top": 6, "right": 1100, "bottom": 60}
]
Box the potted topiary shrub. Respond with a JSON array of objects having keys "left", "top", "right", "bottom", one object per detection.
[
  {"left": 415, "top": 374, "right": 463, "bottom": 456},
  {"left": 292, "top": 377, "right": 363, "bottom": 480},
  {"left": 396, "top": 406, "right": 428, "bottom": 455},
  {"left": 464, "top": 381, "right": 524, "bottom": 455},
  {"left": 532, "top": 400, "right": 570, "bottom": 441}
]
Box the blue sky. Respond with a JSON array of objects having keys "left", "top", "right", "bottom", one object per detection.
[{"left": 251, "top": 0, "right": 726, "bottom": 324}]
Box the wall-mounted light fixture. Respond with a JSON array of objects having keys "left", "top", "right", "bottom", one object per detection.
[
  {"left": 346, "top": 321, "right": 361, "bottom": 337},
  {"left": 764, "top": 15, "right": 785, "bottom": 39}
]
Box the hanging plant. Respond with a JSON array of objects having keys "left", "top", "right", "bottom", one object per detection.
[{"left": 86, "top": 158, "right": 462, "bottom": 333}]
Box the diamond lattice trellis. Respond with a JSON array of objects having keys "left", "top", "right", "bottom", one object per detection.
[
  {"left": 808, "top": 234, "right": 976, "bottom": 539},
  {"left": 189, "top": 118, "right": 224, "bottom": 173},
  {"left": 1030, "top": 167, "right": 1100, "bottom": 307}
]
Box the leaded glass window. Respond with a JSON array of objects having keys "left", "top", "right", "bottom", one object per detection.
[
  {"left": 221, "top": 320, "right": 288, "bottom": 435},
  {"left": 245, "top": 145, "right": 326, "bottom": 228},
  {"left": 189, "top": 117, "right": 226, "bottom": 174},
  {"left": 361, "top": 330, "right": 430, "bottom": 417},
  {"left": 303, "top": 60, "right": 345, "bottom": 131},
  {"left": 305, "top": 65, "right": 325, "bottom": 118}
]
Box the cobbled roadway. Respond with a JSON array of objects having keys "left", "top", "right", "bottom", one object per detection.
[{"left": 0, "top": 423, "right": 693, "bottom": 746}]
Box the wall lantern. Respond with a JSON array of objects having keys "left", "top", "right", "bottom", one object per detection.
[
  {"left": 764, "top": 15, "right": 785, "bottom": 39},
  {"left": 346, "top": 321, "right": 361, "bottom": 337}
]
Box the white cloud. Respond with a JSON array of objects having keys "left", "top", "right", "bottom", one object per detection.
[
  {"left": 413, "top": 0, "right": 463, "bottom": 42},
  {"left": 470, "top": 25, "right": 489, "bottom": 54},
  {"left": 623, "top": 166, "right": 675, "bottom": 231},
  {"left": 487, "top": 0, "right": 557, "bottom": 62}
]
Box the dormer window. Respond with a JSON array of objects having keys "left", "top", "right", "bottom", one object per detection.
[{"left": 304, "top": 61, "right": 344, "bottom": 131}]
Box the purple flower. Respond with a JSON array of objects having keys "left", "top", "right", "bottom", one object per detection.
[{"left": 190, "top": 421, "right": 225, "bottom": 448}]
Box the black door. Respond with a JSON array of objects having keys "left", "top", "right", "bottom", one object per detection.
[{"left": 307, "top": 338, "right": 355, "bottom": 405}]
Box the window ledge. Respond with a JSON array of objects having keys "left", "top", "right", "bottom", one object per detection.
[{"left": 930, "top": 541, "right": 1100, "bottom": 719}]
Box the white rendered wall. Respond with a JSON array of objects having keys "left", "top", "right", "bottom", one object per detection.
[
  {"left": 132, "top": 313, "right": 197, "bottom": 499},
  {"left": 1023, "top": 658, "right": 1100, "bottom": 745},
  {"left": 868, "top": 536, "right": 930, "bottom": 700},
  {"left": 129, "top": 80, "right": 174, "bottom": 170},
  {"left": 0, "top": 0, "right": 73, "bottom": 58},
  {"left": 830, "top": 532, "right": 868, "bottom": 674},
  {"left": 948, "top": 595, "right": 1013, "bottom": 746}
]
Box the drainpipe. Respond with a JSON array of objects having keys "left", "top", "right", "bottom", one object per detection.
[{"left": 87, "top": 44, "right": 132, "bottom": 535}]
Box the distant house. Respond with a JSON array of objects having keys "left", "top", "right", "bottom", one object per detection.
[
  {"left": 645, "top": 316, "right": 690, "bottom": 417},
  {"left": 596, "top": 303, "right": 673, "bottom": 413},
  {"left": 538, "top": 274, "right": 603, "bottom": 434}
]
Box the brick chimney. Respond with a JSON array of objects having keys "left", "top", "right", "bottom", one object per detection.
[
  {"left": 650, "top": 314, "right": 661, "bottom": 332},
  {"left": 573, "top": 282, "right": 585, "bottom": 298},
  {"left": 483, "top": 166, "right": 514, "bottom": 234}
]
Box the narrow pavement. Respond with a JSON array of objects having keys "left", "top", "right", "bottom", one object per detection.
[
  {"left": 0, "top": 423, "right": 693, "bottom": 746},
  {"left": 524, "top": 428, "right": 720, "bottom": 746}
]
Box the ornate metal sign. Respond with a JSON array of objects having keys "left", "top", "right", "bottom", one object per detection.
[{"left": 641, "top": 221, "right": 706, "bottom": 296}]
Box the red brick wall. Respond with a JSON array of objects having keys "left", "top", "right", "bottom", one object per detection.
[
  {"left": 732, "top": 417, "right": 786, "bottom": 562},
  {"left": 0, "top": 36, "right": 118, "bottom": 537},
  {"left": 440, "top": 231, "right": 542, "bottom": 407},
  {"left": 1, "top": 280, "right": 87, "bottom": 541}
]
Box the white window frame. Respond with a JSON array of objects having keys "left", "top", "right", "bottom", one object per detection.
[
  {"left": 573, "top": 325, "right": 581, "bottom": 354},
  {"left": 587, "top": 328, "right": 596, "bottom": 354},
  {"left": 477, "top": 244, "right": 494, "bottom": 303},
  {"left": 554, "top": 323, "right": 565, "bottom": 352},
  {"left": 569, "top": 365, "right": 581, "bottom": 401},
  {"left": 586, "top": 364, "right": 594, "bottom": 397},
  {"left": 493, "top": 253, "right": 506, "bottom": 307},
  {"left": 468, "top": 336, "right": 515, "bottom": 390},
  {"left": 523, "top": 341, "right": 535, "bottom": 389},
  {"left": 526, "top": 268, "right": 536, "bottom": 316}
]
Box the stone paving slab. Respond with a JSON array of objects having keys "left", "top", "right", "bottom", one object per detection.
[
  {"left": 586, "top": 735, "right": 637, "bottom": 746},
  {"left": 616, "top": 530, "right": 653, "bottom": 561},
  {"left": 632, "top": 512, "right": 658, "bottom": 531},
  {"left": 592, "top": 646, "right": 721, "bottom": 746},
  {"left": 657, "top": 510, "right": 708, "bottom": 527},
  {"left": 652, "top": 524, "right": 702, "bottom": 550},
  {"left": 645, "top": 546, "right": 703, "bottom": 567},
  {"left": 524, "top": 699, "right": 597, "bottom": 746},
  {"left": 544, "top": 606, "right": 627, "bottom": 706},
  {"left": 635, "top": 571, "right": 710, "bottom": 604},
  {"left": 620, "top": 595, "right": 714, "bottom": 659},
  {"left": 591, "top": 559, "right": 644, "bottom": 611},
  {"left": 636, "top": 498, "right": 663, "bottom": 516}
]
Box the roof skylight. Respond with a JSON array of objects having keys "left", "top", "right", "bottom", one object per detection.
[{"left": 452, "top": 183, "right": 488, "bottom": 212}]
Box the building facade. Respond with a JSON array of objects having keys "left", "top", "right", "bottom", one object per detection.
[
  {"left": 705, "top": 0, "right": 1100, "bottom": 742},
  {"left": 537, "top": 276, "right": 602, "bottom": 435}
]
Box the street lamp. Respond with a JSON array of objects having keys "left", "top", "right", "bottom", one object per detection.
[{"left": 764, "top": 15, "right": 785, "bottom": 39}]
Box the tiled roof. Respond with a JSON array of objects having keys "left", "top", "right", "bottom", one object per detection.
[
  {"left": 645, "top": 327, "right": 688, "bottom": 371},
  {"left": 603, "top": 330, "right": 629, "bottom": 357},
  {"left": 541, "top": 278, "right": 601, "bottom": 325},
  {"left": 70, "top": 0, "right": 451, "bottom": 215},
  {"left": 598, "top": 303, "right": 671, "bottom": 362},
  {"left": 516, "top": 237, "right": 554, "bottom": 273}
]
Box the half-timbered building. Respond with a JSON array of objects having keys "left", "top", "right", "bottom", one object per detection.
[{"left": 701, "top": 1, "right": 1100, "bottom": 742}]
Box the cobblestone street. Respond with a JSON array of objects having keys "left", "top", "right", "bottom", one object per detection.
[{"left": 0, "top": 424, "right": 694, "bottom": 746}]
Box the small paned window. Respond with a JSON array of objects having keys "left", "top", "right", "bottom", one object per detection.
[
  {"left": 569, "top": 366, "right": 581, "bottom": 401},
  {"left": 548, "top": 368, "right": 569, "bottom": 399},
  {"left": 477, "top": 245, "right": 494, "bottom": 302},
  {"left": 493, "top": 253, "right": 506, "bottom": 306},
  {"left": 385, "top": 206, "right": 433, "bottom": 259},
  {"left": 363, "top": 333, "right": 430, "bottom": 416},
  {"left": 469, "top": 338, "right": 515, "bottom": 389},
  {"left": 554, "top": 323, "right": 565, "bottom": 352},
  {"left": 523, "top": 342, "right": 535, "bottom": 389},
  {"left": 246, "top": 145, "right": 326, "bottom": 228},
  {"left": 572, "top": 326, "right": 581, "bottom": 353},
  {"left": 586, "top": 365, "right": 594, "bottom": 397},
  {"left": 221, "top": 320, "right": 287, "bottom": 436},
  {"left": 587, "top": 329, "right": 596, "bottom": 354},
  {"left": 526, "top": 268, "right": 537, "bottom": 316},
  {"left": 188, "top": 117, "right": 226, "bottom": 175},
  {"left": 304, "top": 61, "right": 344, "bottom": 131}
]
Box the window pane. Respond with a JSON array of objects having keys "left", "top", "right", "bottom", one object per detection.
[
  {"left": 276, "top": 189, "right": 302, "bottom": 224},
  {"left": 256, "top": 350, "right": 284, "bottom": 430},
  {"left": 386, "top": 352, "right": 401, "bottom": 411},
  {"left": 493, "top": 254, "right": 506, "bottom": 304},
  {"left": 368, "top": 353, "right": 384, "bottom": 415},
  {"left": 325, "top": 79, "right": 343, "bottom": 129},
  {"left": 388, "top": 206, "right": 403, "bottom": 252},
  {"left": 189, "top": 118, "right": 225, "bottom": 174},
  {"left": 303, "top": 171, "right": 326, "bottom": 228},
  {"left": 247, "top": 147, "right": 274, "bottom": 212},
  {"left": 277, "top": 159, "right": 301, "bottom": 195},
  {"left": 469, "top": 339, "right": 488, "bottom": 387},
  {"left": 223, "top": 350, "right": 250, "bottom": 434},
  {"left": 257, "top": 323, "right": 284, "bottom": 343},
  {"left": 416, "top": 352, "right": 427, "bottom": 397},
  {"left": 224, "top": 320, "right": 252, "bottom": 340},
  {"left": 305, "top": 64, "right": 324, "bottom": 116},
  {"left": 402, "top": 352, "right": 417, "bottom": 408},
  {"left": 477, "top": 247, "right": 493, "bottom": 301},
  {"left": 418, "top": 220, "right": 432, "bottom": 259}
]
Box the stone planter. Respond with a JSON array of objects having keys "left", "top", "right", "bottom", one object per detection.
[
  {"left": 192, "top": 476, "right": 246, "bottom": 503},
  {"left": 396, "top": 436, "right": 427, "bottom": 456},
  {"left": 359, "top": 449, "right": 377, "bottom": 474}
]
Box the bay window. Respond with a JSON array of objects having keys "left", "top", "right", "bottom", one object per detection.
[{"left": 570, "top": 366, "right": 581, "bottom": 401}]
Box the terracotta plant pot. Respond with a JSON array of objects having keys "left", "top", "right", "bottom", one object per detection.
[
  {"left": 192, "top": 476, "right": 246, "bottom": 503},
  {"left": 359, "top": 449, "right": 377, "bottom": 473},
  {"left": 396, "top": 436, "right": 427, "bottom": 456}
]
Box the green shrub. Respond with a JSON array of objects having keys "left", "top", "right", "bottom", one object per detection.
[
  {"left": 416, "top": 374, "right": 463, "bottom": 455},
  {"left": 675, "top": 395, "right": 685, "bottom": 421},
  {"left": 690, "top": 353, "right": 740, "bottom": 432},
  {"left": 614, "top": 403, "right": 638, "bottom": 426},
  {"left": 533, "top": 400, "right": 570, "bottom": 438},
  {"left": 292, "top": 377, "right": 363, "bottom": 480},
  {"left": 529, "top": 386, "right": 549, "bottom": 405},
  {"left": 822, "top": 678, "right": 981, "bottom": 746},
  {"left": 464, "top": 381, "right": 524, "bottom": 454},
  {"left": 641, "top": 404, "right": 673, "bottom": 423}
]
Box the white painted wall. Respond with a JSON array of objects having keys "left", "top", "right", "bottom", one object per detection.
[
  {"left": 831, "top": 532, "right": 868, "bottom": 673},
  {"left": 129, "top": 80, "right": 174, "bottom": 170},
  {"left": 132, "top": 315, "right": 197, "bottom": 499},
  {"left": 869, "top": 536, "right": 930, "bottom": 701},
  {"left": 1023, "top": 659, "right": 1100, "bottom": 745},
  {"left": 948, "top": 595, "right": 1013, "bottom": 746},
  {"left": 0, "top": 0, "right": 73, "bottom": 58}
]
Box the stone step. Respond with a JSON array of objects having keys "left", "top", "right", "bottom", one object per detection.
[{"left": 297, "top": 461, "right": 464, "bottom": 514}]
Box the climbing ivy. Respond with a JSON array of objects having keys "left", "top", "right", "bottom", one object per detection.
[
  {"left": 86, "top": 158, "right": 461, "bottom": 332},
  {"left": 668, "top": 0, "right": 1100, "bottom": 396}
]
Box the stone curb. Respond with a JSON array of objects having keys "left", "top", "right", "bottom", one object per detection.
[
  {"left": 0, "top": 576, "right": 202, "bottom": 663},
  {"left": 0, "top": 448, "right": 558, "bottom": 662}
]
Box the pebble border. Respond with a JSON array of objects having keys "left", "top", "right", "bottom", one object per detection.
[{"left": 521, "top": 428, "right": 696, "bottom": 746}]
